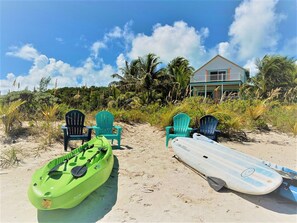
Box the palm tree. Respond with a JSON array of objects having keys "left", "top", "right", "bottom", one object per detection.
[
  {"left": 111, "top": 59, "right": 142, "bottom": 92},
  {"left": 253, "top": 55, "right": 296, "bottom": 98},
  {"left": 166, "top": 57, "right": 194, "bottom": 100},
  {"left": 138, "top": 54, "right": 163, "bottom": 103}
]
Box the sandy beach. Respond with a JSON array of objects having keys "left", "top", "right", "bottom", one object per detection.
[{"left": 0, "top": 123, "right": 296, "bottom": 223}]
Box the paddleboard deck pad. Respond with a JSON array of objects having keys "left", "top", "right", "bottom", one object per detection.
[{"left": 172, "top": 136, "right": 283, "bottom": 195}]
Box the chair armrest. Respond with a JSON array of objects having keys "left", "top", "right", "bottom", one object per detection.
[
  {"left": 215, "top": 130, "right": 221, "bottom": 134},
  {"left": 187, "top": 127, "right": 193, "bottom": 135},
  {"left": 61, "top": 125, "right": 67, "bottom": 134},
  {"left": 165, "top": 126, "right": 173, "bottom": 134},
  {"left": 92, "top": 126, "right": 100, "bottom": 131},
  {"left": 92, "top": 126, "right": 101, "bottom": 136},
  {"left": 86, "top": 126, "right": 92, "bottom": 138},
  {"left": 114, "top": 125, "right": 122, "bottom": 134},
  {"left": 191, "top": 128, "right": 198, "bottom": 133}
]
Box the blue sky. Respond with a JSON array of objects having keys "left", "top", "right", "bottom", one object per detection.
[{"left": 0, "top": 0, "right": 296, "bottom": 94}]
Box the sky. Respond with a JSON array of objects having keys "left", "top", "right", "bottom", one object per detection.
[{"left": 0, "top": 0, "right": 296, "bottom": 94}]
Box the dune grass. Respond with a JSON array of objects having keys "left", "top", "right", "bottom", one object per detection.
[{"left": 107, "top": 97, "right": 297, "bottom": 136}]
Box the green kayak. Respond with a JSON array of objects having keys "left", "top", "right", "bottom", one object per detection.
[{"left": 28, "top": 136, "right": 114, "bottom": 210}]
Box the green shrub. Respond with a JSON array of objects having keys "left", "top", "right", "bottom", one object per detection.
[
  {"left": 265, "top": 104, "right": 297, "bottom": 134},
  {"left": 0, "top": 99, "right": 26, "bottom": 135}
]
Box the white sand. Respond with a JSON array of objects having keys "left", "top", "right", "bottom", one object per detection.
[{"left": 1, "top": 123, "right": 297, "bottom": 222}]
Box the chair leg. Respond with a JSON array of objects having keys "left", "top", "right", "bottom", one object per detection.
[
  {"left": 214, "top": 133, "right": 218, "bottom": 142},
  {"left": 82, "top": 140, "right": 84, "bottom": 145},
  {"left": 166, "top": 137, "right": 169, "bottom": 148},
  {"left": 117, "top": 138, "right": 121, "bottom": 149},
  {"left": 64, "top": 138, "right": 68, "bottom": 151}
]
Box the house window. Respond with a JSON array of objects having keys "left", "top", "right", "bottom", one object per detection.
[{"left": 209, "top": 70, "right": 227, "bottom": 81}]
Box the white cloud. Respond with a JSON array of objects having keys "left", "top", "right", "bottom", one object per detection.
[
  {"left": 90, "top": 21, "right": 134, "bottom": 61},
  {"left": 34, "top": 55, "right": 49, "bottom": 69},
  {"left": 6, "top": 44, "right": 39, "bottom": 61},
  {"left": 244, "top": 58, "right": 259, "bottom": 77},
  {"left": 105, "top": 26, "right": 122, "bottom": 39},
  {"left": 102, "top": 21, "right": 134, "bottom": 52},
  {"left": 91, "top": 41, "right": 106, "bottom": 58},
  {"left": 116, "top": 53, "right": 126, "bottom": 69},
  {"left": 217, "top": 42, "right": 231, "bottom": 59},
  {"left": 6, "top": 72, "right": 15, "bottom": 80},
  {"left": 2, "top": 43, "right": 116, "bottom": 94},
  {"left": 226, "top": 0, "right": 284, "bottom": 60},
  {"left": 127, "top": 21, "right": 208, "bottom": 67}
]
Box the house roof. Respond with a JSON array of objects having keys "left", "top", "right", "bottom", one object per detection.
[{"left": 193, "top": 54, "right": 250, "bottom": 76}]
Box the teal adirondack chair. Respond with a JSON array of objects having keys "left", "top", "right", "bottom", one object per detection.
[
  {"left": 93, "top": 111, "right": 122, "bottom": 148},
  {"left": 165, "top": 113, "right": 192, "bottom": 148}
]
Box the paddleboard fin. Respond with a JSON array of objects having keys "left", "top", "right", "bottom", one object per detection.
[{"left": 207, "top": 177, "right": 226, "bottom": 192}]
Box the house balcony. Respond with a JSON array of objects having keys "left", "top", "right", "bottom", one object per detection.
[{"left": 192, "top": 73, "right": 246, "bottom": 83}]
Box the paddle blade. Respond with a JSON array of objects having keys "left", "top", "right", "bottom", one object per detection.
[
  {"left": 71, "top": 166, "right": 87, "bottom": 178},
  {"left": 49, "top": 162, "right": 64, "bottom": 175},
  {"left": 207, "top": 177, "right": 226, "bottom": 192}
]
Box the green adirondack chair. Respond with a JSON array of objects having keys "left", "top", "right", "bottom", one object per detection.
[
  {"left": 93, "top": 111, "right": 122, "bottom": 148},
  {"left": 165, "top": 113, "right": 192, "bottom": 148}
]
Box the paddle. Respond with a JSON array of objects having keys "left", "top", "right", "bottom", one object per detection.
[
  {"left": 48, "top": 144, "right": 94, "bottom": 175},
  {"left": 207, "top": 176, "right": 226, "bottom": 192},
  {"left": 173, "top": 155, "right": 226, "bottom": 192},
  {"left": 49, "top": 159, "right": 68, "bottom": 175},
  {"left": 71, "top": 147, "right": 106, "bottom": 178}
]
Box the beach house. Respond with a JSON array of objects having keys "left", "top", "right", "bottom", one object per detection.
[{"left": 190, "top": 55, "right": 249, "bottom": 100}]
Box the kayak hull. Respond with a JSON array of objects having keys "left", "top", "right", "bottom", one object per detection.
[
  {"left": 276, "top": 179, "right": 297, "bottom": 203},
  {"left": 172, "top": 134, "right": 283, "bottom": 195},
  {"left": 28, "top": 136, "right": 114, "bottom": 210},
  {"left": 264, "top": 162, "right": 297, "bottom": 203}
]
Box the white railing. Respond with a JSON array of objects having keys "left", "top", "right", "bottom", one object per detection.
[
  {"left": 207, "top": 73, "right": 227, "bottom": 82},
  {"left": 193, "top": 73, "right": 244, "bottom": 82}
]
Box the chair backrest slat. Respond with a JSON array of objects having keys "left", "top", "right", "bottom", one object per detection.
[
  {"left": 95, "top": 111, "right": 114, "bottom": 134},
  {"left": 173, "top": 113, "right": 191, "bottom": 134},
  {"left": 66, "top": 110, "right": 85, "bottom": 135},
  {"left": 199, "top": 115, "right": 219, "bottom": 135}
]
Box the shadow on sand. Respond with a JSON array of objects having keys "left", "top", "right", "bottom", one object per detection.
[
  {"left": 233, "top": 190, "right": 297, "bottom": 214},
  {"left": 37, "top": 156, "right": 119, "bottom": 223},
  {"left": 111, "top": 144, "right": 134, "bottom": 150},
  {"left": 206, "top": 186, "right": 296, "bottom": 214}
]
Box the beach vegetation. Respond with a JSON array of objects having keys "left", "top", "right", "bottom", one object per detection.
[
  {"left": 0, "top": 99, "right": 26, "bottom": 135},
  {"left": 0, "top": 147, "right": 23, "bottom": 168},
  {"left": 40, "top": 104, "right": 61, "bottom": 145}
]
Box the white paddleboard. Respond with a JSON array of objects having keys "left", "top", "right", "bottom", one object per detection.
[{"left": 172, "top": 134, "right": 283, "bottom": 195}]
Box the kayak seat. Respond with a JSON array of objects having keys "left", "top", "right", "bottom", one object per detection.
[
  {"left": 198, "top": 115, "right": 220, "bottom": 142},
  {"left": 93, "top": 111, "right": 122, "bottom": 149},
  {"left": 165, "top": 113, "right": 192, "bottom": 148},
  {"left": 62, "top": 110, "right": 92, "bottom": 151}
]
